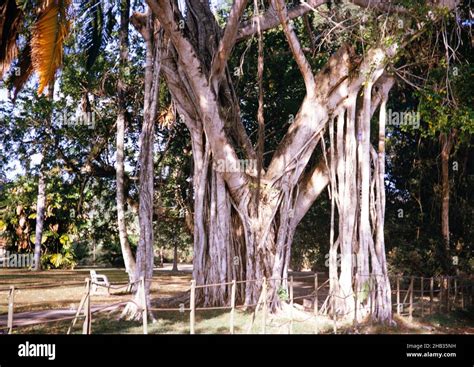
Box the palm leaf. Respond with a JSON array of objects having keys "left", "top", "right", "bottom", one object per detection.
[
  {"left": 10, "top": 41, "right": 34, "bottom": 99},
  {"left": 84, "top": 0, "right": 104, "bottom": 70},
  {"left": 31, "top": 0, "right": 71, "bottom": 94},
  {"left": 81, "top": 0, "right": 117, "bottom": 70},
  {"left": 104, "top": 4, "right": 116, "bottom": 42},
  {"left": 0, "top": 0, "right": 23, "bottom": 79},
  {"left": 80, "top": 0, "right": 116, "bottom": 71}
]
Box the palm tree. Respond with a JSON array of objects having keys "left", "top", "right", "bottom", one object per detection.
[{"left": 1, "top": 0, "right": 72, "bottom": 94}]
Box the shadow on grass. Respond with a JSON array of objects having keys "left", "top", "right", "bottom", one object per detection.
[{"left": 422, "top": 309, "right": 474, "bottom": 328}]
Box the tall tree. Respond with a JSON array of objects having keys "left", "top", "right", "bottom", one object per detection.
[
  {"left": 1, "top": 0, "right": 72, "bottom": 269},
  {"left": 138, "top": 0, "right": 460, "bottom": 323},
  {"left": 33, "top": 81, "right": 55, "bottom": 271},
  {"left": 123, "top": 9, "right": 162, "bottom": 319},
  {"left": 136, "top": 0, "right": 391, "bottom": 320},
  {"left": 440, "top": 132, "right": 453, "bottom": 255},
  {"left": 32, "top": 153, "right": 46, "bottom": 270},
  {"left": 116, "top": 0, "right": 137, "bottom": 282}
]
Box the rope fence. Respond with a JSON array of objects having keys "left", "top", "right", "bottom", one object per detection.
[{"left": 0, "top": 272, "right": 472, "bottom": 334}]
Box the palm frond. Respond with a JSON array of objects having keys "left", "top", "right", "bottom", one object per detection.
[
  {"left": 31, "top": 0, "right": 71, "bottom": 94},
  {"left": 84, "top": 0, "right": 104, "bottom": 70},
  {"left": 0, "top": 0, "right": 23, "bottom": 80},
  {"left": 80, "top": 0, "right": 116, "bottom": 71},
  {"left": 104, "top": 4, "right": 116, "bottom": 42},
  {"left": 11, "top": 41, "right": 33, "bottom": 100}
]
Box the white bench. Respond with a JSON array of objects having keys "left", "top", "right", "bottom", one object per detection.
[{"left": 90, "top": 270, "right": 110, "bottom": 295}]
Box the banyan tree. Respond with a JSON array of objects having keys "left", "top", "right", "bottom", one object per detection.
[{"left": 128, "top": 0, "right": 458, "bottom": 323}]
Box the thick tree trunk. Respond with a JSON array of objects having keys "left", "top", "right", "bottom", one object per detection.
[
  {"left": 115, "top": 0, "right": 137, "bottom": 282},
  {"left": 162, "top": 41, "right": 391, "bottom": 313},
  {"left": 191, "top": 133, "right": 245, "bottom": 306},
  {"left": 33, "top": 168, "right": 45, "bottom": 271},
  {"left": 146, "top": 0, "right": 396, "bottom": 322}
]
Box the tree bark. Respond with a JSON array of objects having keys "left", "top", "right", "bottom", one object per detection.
[
  {"left": 145, "top": 0, "right": 396, "bottom": 322},
  {"left": 33, "top": 84, "right": 55, "bottom": 271},
  {"left": 440, "top": 132, "right": 453, "bottom": 260},
  {"left": 122, "top": 11, "right": 161, "bottom": 320},
  {"left": 33, "top": 168, "right": 45, "bottom": 271},
  {"left": 116, "top": 0, "right": 136, "bottom": 282},
  {"left": 172, "top": 243, "right": 178, "bottom": 272},
  {"left": 325, "top": 74, "right": 394, "bottom": 323}
]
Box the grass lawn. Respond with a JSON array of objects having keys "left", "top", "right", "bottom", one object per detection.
[
  {"left": 15, "top": 308, "right": 346, "bottom": 334},
  {"left": 0, "top": 268, "right": 191, "bottom": 314}
]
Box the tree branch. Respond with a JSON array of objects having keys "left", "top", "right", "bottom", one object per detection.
[
  {"left": 293, "top": 158, "right": 329, "bottom": 225},
  {"left": 237, "top": 0, "right": 458, "bottom": 41},
  {"left": 265, "top": 44, "right": 356, "bottom": 183},
  {"left": 237, "top": 0, "right": 325, "bottom": 41},
  {"left": 147, "top": 0, "right": 249, "bottom": 197},
  {"left": 210, "top": 0, "right": 248, "bottom": 88},
  {"left": 272, "top": 0, "right": 316, "bottom": 97}
]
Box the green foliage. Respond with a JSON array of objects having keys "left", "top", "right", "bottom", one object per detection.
[
  {"left": 359, "top": 281, "right": 370, "bottom": 303},
  {"left": 417, "top": 64, "right": 474, "bottom": 141},
  {"left": 0, "top": 173, "right": 81, "bottom": 266},
  {"left": 42, "top": 249, "right": 76, "bottom": 269},
  {"left": 277, "top": 286, "right": 289, "bottom": 302}
]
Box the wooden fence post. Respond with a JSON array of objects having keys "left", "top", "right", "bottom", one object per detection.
[
  {"left": 396, "top": 276, "right": 400, "bottom": 316},
  {"left": 230, "top": 280, "right": 236, "bottom": 334},
  {"left": 454, "top": 278, "right": 458, "bottom": 310},
  {"left": 409, "top": 276, "right": 414, "bottom": 322},
  {"left": 439, "top": 277, "right": 444, "bottom": 313},
  {"left": 289, "top": 276, "right": 294, "bottom": 335},
  {"left": 68, "top": 284, "right": 89, "bottom": 334},
  {"left": 430, "top": 277, "right": 434, "bottom": 315},
  {"left": 353, "top": 283, "right": 358, "bottom": 327},
  {"left": 141, "top": 277, "right": 148, "bottom": 335},
  {"left": 447, "top": 276, "right": 451, "bottom": 313},
  {"left": 190, "top": 280, "right": 196, "bottom": 335},
  {"left": 314, "top": 274, "right": 319, "bottom": 334},
  {"left": 369, "top": 276, "right": 373, "bottom": 323},
  {"left": 83, "top": 278, "right": 91, "bottom": 334},
  {"left": 262, "top": 277, "right": 267, "bottom": 334},
  {"left": 7, "top": 286, "right": 15, "bottom": 334},
  {"left": 470, "top": 282, "right": 473, "bottom": 308},
  {"left": 420, "top": 277, "right": 424, "bottom": 318}
]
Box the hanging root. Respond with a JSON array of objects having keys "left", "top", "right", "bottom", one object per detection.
[{"left": 325, "top": 71, "right": 395, "bottom": 323}]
